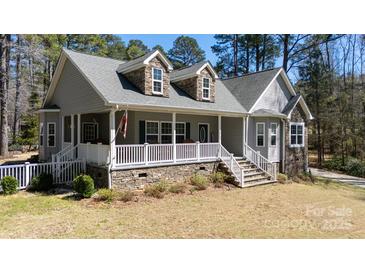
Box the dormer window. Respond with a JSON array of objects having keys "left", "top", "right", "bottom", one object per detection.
[
  {"left": 152, "top": 67, "right": 163, "bottom": 94},
  {"left": 202, "top": 77, "right": 210, "bottom": 100}
]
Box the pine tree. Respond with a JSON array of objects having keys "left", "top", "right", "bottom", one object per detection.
[{"left": 168, "top": 36, "right": 205, "bottom": 69}]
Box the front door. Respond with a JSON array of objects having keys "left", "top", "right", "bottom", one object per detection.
[
  {"left": 199, "top": 124, "right": 209, "bottom": 143},
  {"left": 268, "top": 122, "right": 280, "bottom": 162}
]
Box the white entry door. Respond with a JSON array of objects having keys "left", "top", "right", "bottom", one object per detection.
[{"left": 268, "top": 123, "right": 280, "bottom": 162}]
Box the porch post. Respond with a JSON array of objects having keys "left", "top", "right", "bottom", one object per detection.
[
  {"left": 218, "top": 115, "right": 222, "bottom": 158},
  {"left": 61, "top": 115, "right": 64, "bottom": 149},
  {"left": 172, "top": 112, "right": 176, "bottom": 163},
  {"left": 242, "top": 116, "right": 245, "bottom": 156},
  {"left": 70, "top": 114, "right": 74, "bottom": 146},
  {"left": 77, "top": 114, "right": 81, "bottom": 145},
  {"left": 109, "top": 109, "right": 116, "bottom": 168}
]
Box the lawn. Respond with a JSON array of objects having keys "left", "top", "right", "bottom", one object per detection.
[{"left": 1, "top": 180, "right": 365, "bottom": 238}]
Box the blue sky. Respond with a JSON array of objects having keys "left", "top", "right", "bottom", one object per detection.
[{"left": 118, "top": 34, "right": 218, "bottom": 64}]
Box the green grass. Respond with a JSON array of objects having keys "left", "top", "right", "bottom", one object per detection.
[{"left": 1, "top": 179, "right": 365, "bottom": 238}]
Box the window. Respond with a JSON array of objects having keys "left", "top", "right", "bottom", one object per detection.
[
  {"left": 161, "top": 122, "right": 172, "bottom": 144},
  {"left": 256, "top": 123, "right": 265, "bottom": 147},
  {"left": 39, "top": 123, "right": 44, "bottom": 146},
  {"left": 202, "top": 77, "right": 210, "bottom": 100},
  {"left": 152, "top": 67, "right": 163, "bottom": 94},
  {"left": 290, "top": 122, "right": 304, "bottom": 147},
  {"left": 47, "top": 123, "right": 56, "bottom": 147},
  {"left": 146, "top": 121, "right": 159, "bottom": 144},
  {"left": 270, "top": 123, "right": 277, "bottom": 146},
  {"left": 175, "top": 123, "right": 186, "bottom": 143},
  {"left": 83, "top": 123, "right": 98, "bottom": 142}
]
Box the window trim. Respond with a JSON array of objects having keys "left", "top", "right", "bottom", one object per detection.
[
  {"left": 39, "top": 122, "right": 44, "bottom": 147},
  {"left": 202, "top": 77, "right": 210, "bottom": 100},
  {"left": 47, "top": 122, "right": 56, "bottom": 148},
  {"left": 82, "top": 122, "right": 99, "bottom": 143},
  {"left": 269, "top": 122, "right": 278, "bottom": 147},
  {"left": 152, "top": 67, "right": 163, "bottom": 95},
  {"left": 256, "top": 122, "right": 265, "bottom": 147},
  {"left": 289, "top": 122, "right": 305, "bottom": 148},
  {"left": 145, "top": 120, "right": 186, "bottom": 144}
]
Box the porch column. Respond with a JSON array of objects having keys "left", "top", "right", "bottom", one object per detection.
[
  {"left": 242, "top": 116, "right": 245, "bottom": 156},
  {"left": 61, "top": 115, "right": 64, "bottom": 149},
  {"left": 218, "top": 115, "right": 222, "bottom": 144},
  {"left": 109, "top": 110, "right": 116, "bottom": 168},
  {"left": 172, "top": 112, "right": 176, "bottom": 163},
  {"left": 70, "top": 114, "right": 74, "bottom": 146},
  {"left": 77, "top": 114, "right": 81, "bottom": 145}
]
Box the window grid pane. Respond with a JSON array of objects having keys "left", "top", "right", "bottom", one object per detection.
[
  {"left": 203, "top": 78, "right": 210, "bottom": 88},
  {"left": 153, "top": 68, "right": 162, "bottom": 80}
]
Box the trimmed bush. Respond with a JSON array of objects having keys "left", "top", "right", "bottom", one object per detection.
[
  {"left": 190, "top": 174, "right": 208, "bottom": 191},
  {"left": 73, "top": 175, "right": 95, "bottom": 198},
  {"left": 277, "top": 173, "right": 288, "bottom": 184},
  {"left": 144, "top": 181, "right": 168, "bottom": 199},
  {"left": 30, "top": 173, "right": 53, "bottom": 191},
  {"left": 119, "top": 190, "right": 135, "bottom": 202},
  {"left": 96, "top": 188, "right": 117, "bottom": 202},
  {"left": 345, "top": 158, "right": 365, "bottom": 177},
  {"left": 169, "top": 183, "right": 186, "bottom": 194},
  {"left": 1, "top": 176, "right": 18, "bottom": 195},
  {"left": 209, "top": 172, "right": 226, "bottom": 188}
]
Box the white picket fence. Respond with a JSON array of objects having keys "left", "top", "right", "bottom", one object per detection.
[{"left": 0, "top": 159, "right": 86, "bottom": 190}]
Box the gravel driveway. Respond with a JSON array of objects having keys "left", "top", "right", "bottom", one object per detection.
[{"left": 310, "top": 167, "right": 365, "bottom": 188}]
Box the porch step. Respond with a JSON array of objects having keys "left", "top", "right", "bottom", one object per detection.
[{"left": 242, "top": 180, "right": 277, "bottom": 188}]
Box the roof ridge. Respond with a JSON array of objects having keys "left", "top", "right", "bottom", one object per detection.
[
  {"left": 222, "top": 67, "right": 282, "bottom": 81},
  {"left": 171, "top": 60, "right": 207, "bottom": 72},
  {"left": 63, "top": 48, "right": 125, "bottom": 63}
]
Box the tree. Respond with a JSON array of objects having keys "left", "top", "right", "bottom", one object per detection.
[
  {"left": 168, "top": 36, "right": 205, "bottom": 69},
  {"left": 126, "top": 39, "right": 148, "bottom": 60},
  {"left": 152, "top": 44, "right": 167, "bottom": 56}
]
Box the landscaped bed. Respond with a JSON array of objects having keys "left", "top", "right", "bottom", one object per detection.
[{"left": 0, "top": 175, "right": 365, "bottom": 238}]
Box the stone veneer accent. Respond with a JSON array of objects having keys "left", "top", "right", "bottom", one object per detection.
[
  {"left": 284, "top": 106, "right": 309, "bottom": 177},
  {"left": 111, "top": 162, "right": 217, "bottom": 190},
  {"left": 124, "top": 56, "right": 169, "bottom": 97},
  {"left": 86, "top": 164, "right": 109, "bottom": 188},
  {"left": 174, "top": 67, "right": 216, "bottom": 102}
]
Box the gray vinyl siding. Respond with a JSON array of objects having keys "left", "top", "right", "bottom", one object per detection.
[
  {"left": 221, "top": 117, "right": 243, "bottom": 156},
  {"left": 247, "top": 117, "right": 281, "bottom": 162},
  {"left": 49, "top": 60, "right": 107, "bottom": 115},
  {"left": 114, "top": 110, "right": 219, "bottom": 145},
  {"left": 39, "top": 112, "right": 60, "bottom": 162},
  {"left": 251, "top": 75, "right": 292, "bottom": 112}
]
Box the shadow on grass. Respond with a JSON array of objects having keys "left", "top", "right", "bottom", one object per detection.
[{"left": 62, "top": 194, "right": 84, "bottom": 201}]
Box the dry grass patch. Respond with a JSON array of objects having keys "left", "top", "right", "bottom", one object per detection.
[{"left": 1, "top": 179, "right": 365, "bottom": 238}]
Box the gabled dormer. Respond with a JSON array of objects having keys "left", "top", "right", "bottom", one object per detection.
[
  {"left": 170, "top": 61, "right": 218, "bottom": 102},
  {"left": 117, "top": 50, "right": 173, "bottom": 97}
]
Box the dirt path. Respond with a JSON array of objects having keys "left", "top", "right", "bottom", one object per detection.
[{"left": 310, "top": 167, "right": 365, "bottom": 188}]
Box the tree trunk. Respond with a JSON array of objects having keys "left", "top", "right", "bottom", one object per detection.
[
  {"left": 255, "top": 38, "right": 260, "bottom": 72},
  {"left": 261, "top": 34, "right": 266, "bottom": 70},
  {"left": 282, "top": 34, "right": 289, "bottom": 72},
  {"left": 13, "top": 35, "right": 21, "bottom": 144},
  {"left": 0, "top": 35, "right": 10, "bottom": 156},
  {"left": 233, "top": 34, "right": 238, "bottom": 77}
]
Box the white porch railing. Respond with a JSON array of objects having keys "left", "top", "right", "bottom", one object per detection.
[
  {"left": 244, "top": 142, "right": 277, "bottom": 180},
  {"left": 78, "top": 143, "right": 110, "bottom": 165},
  {"left": 0, "top": 160, "right": 86, "bottom": 190},
  {"left": 115, "top": 142, "right": 220, "bottom": 167},
  {"left": 219, "top": 145, "right": 244, "bottom": 186}
]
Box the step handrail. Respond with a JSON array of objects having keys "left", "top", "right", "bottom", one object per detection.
[
  {"left": 219, "top": 144, "right": 245, "bottom": 187},
  {"left": 243, "top": 142, "right": 277, "bottom": 180}
]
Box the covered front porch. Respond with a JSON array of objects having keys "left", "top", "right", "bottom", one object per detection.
[{"left": 58, "top": 109, "right": 246, "bottom": 169}]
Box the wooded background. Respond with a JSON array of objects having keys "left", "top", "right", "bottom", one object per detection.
[{"left": 0, "top": 34, "right": 363, "bottom": 167}]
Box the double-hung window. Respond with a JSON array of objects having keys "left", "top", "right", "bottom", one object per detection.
[
  {"left": 175, "top": 123, "right": 186, "bottom": 143},
  {"left": 83, "top": 123, "right": 98, "bottom": 142},
  {"left": 202, "top": 77, "right": 210, "bottom": 100},
  {"left": 290, "top": 122, "right": 304, "bottom": 147},
  {"left": 256, "top": 123, "right": 265, "bottom": 147},
  {"left": 152, "top": 67, "right": 163, "bottom": 94},
  {"left": 270, "top": 123, "right": 277, "bottom": 146},
  {"left": 161, "top": 122, "right": 172, "bottom": 144},
  {"left": 146, "top": 121, "right": 159, "bottom": 144},
  {"left": 39, "top": 123, "right": 44, "bottom": 146},
  {"left": 47, "top": 122, "right": 56, "bottom": 147}
]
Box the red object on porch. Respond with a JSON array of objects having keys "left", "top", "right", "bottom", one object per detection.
[{"left": 118, "top": 110, "right": 128, "bottom": 139}]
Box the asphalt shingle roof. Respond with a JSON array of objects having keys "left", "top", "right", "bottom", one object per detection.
[
  {"left": 170, "top": 61, "right": 209, "bottom": 80},
  {"left": 222, "top": 68, "right": 282, "bottom": 111},
  {"left": 282, "top": 94, "right": 301, "bottom": 115},
  {"left": 64, "top": 49, "right": 246, "bottom": 114}
]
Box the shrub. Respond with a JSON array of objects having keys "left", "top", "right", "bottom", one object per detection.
[
  {"left": 323, "top": 158, "right": 346, "bottom": 172},
  {"left": 169, "top": 183, "right": 186, "bottom": 194},
  {"left": 30, "top": 173, "right": 53, "bottom": 191},
  {"left": 96, "top": 188, "right": 117, "bottom": 202},
  {"left": 209, "top": 172, "right": 226, "bottom": 188},
  {"left": 277, "top": 173, "right": 288, "bottom": 184},
  {"left": 190, "top": 174, "right": 208, "bottom": 190},
  {"left": 73, "top": 175, "right": 95, "bottom": 198},
  {"left": 144, "top": 181, "right": 167, "bottom": 199},
  {"left": 1, "top": 176, "right": 18, "bottom": 195},
  {"left": 119, "top": 190, "right": 135, "bottom": 202},
  {"left": 345, "top": 158, "right": 365, "bottom": 177}
]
